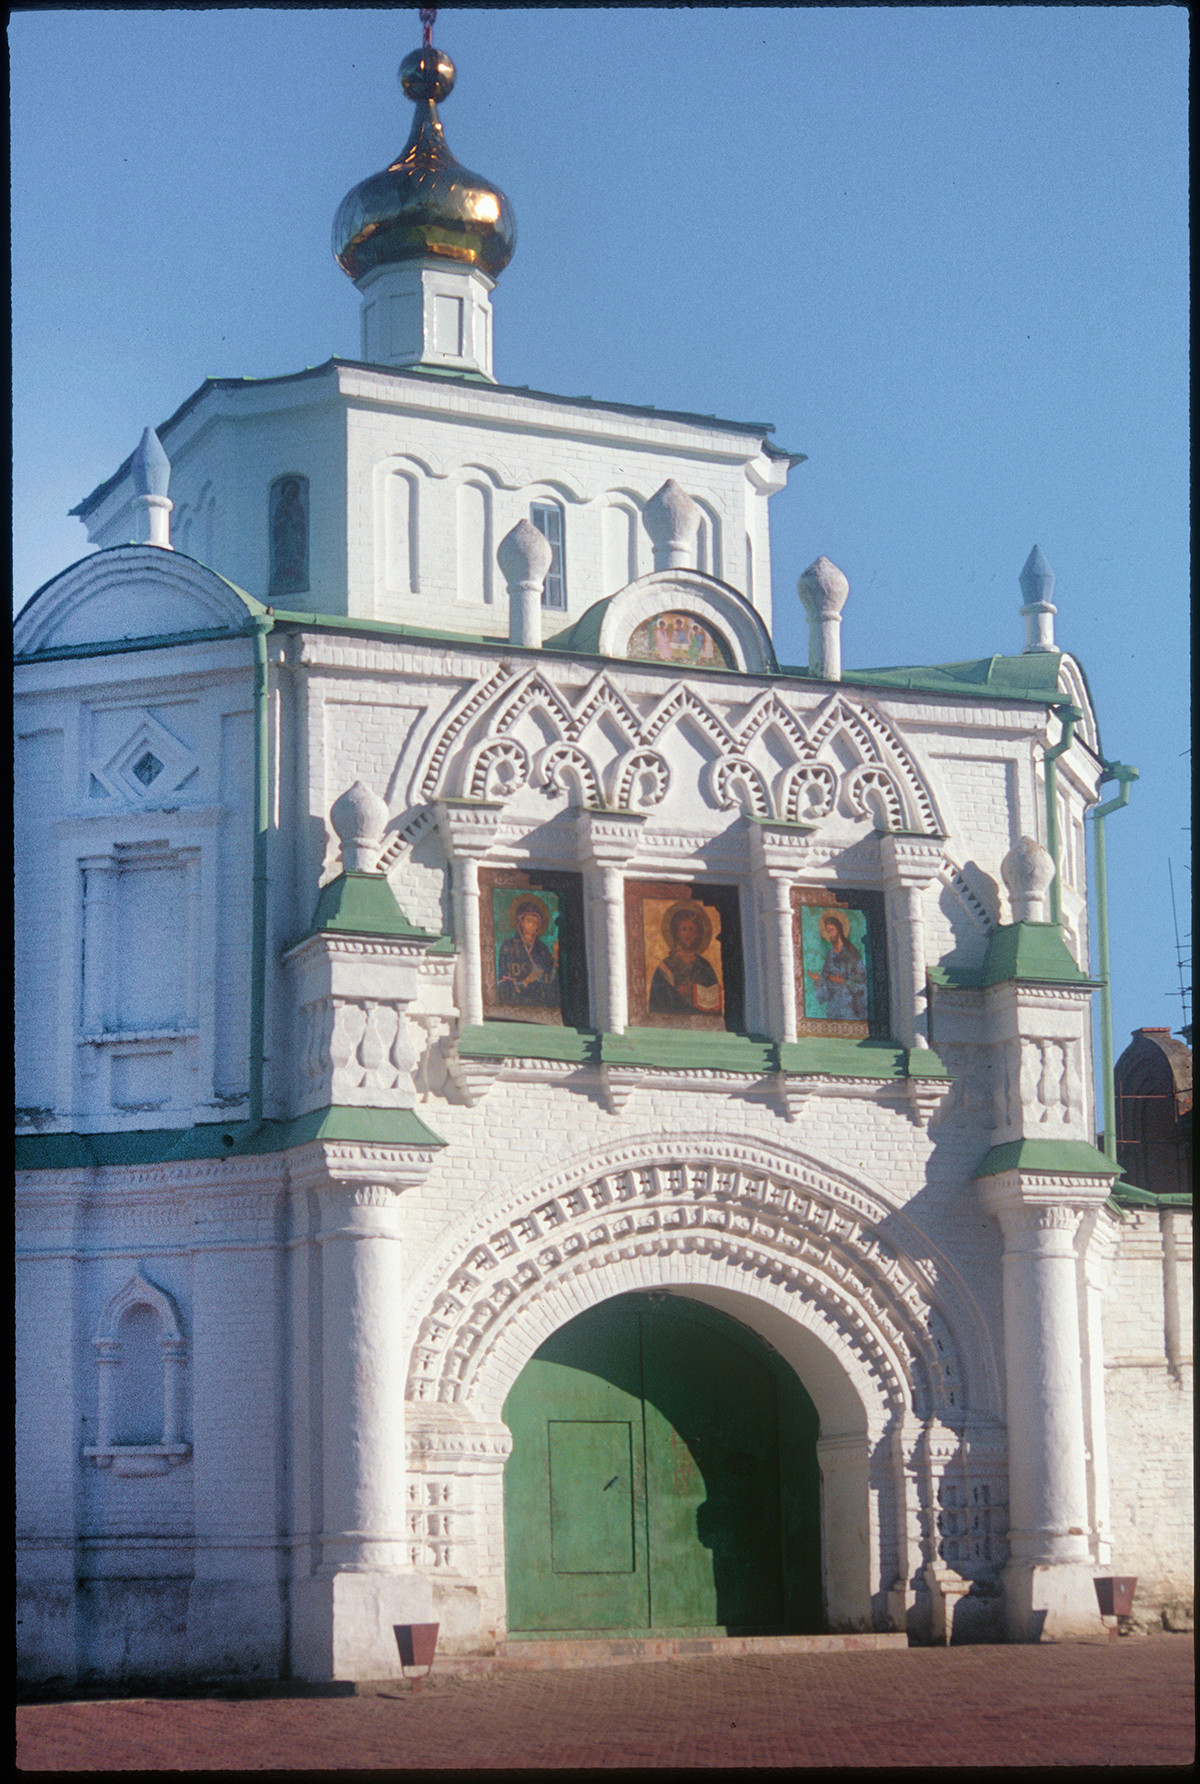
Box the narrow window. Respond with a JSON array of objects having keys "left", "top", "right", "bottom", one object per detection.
[
  {"left": 269, "top": 474, "right": 309, "bottom": 597},
  {"left": 531, "top": 502, "right": 567, "bottom": 610}
]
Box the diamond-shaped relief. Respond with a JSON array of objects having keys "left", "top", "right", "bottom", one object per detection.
[{"left": 93, "top": 710, "right": 199, "bottom": 802}]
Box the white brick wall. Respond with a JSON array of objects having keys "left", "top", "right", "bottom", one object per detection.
[{"left": 1103, "top": 1209, "right": 1194, "bottom": 1607}]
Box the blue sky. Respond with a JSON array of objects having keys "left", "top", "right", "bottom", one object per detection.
[{"left": 10, "top": 6, "right": 1189, "bottom": 1059}]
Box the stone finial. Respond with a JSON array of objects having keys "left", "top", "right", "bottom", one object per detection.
[
  {"left": 796, "top": 556, "right": 849, "bottom": 682},
  {"left": 330, "top": 780, "right": 389, "bottom": 873},
  {"left": 498, "top": 518, "right": 554, "bottom": 648},
  {"left": 1001, "top": 835, "right": 1056, "bottom": 923},
  {"left": 643, "top": 480, "right": 702, "bottom": 571},
  {"left": 1019, "top": 545, "right": 1057, "bottom": 653},
  {"left": 131, "top": 427, "right": 173, "bottom": 549}
]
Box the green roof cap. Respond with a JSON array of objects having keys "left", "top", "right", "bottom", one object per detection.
[
  {"left": 981, "top": 922, "right": 1095, "bottom": 987},
  {"left": 301, "top": 871, "right": 440, "bottom": 944},
  {"left": 975, "top": 1138, "right": 1118, "bottom": 1180}
]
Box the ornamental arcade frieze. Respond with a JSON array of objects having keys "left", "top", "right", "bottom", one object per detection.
[{"left": 383, "top": 665, "right": 944, "bottom": 835}]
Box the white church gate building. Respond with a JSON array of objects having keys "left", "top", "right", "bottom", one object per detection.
[{"left": 15, "top": 28, "right": 1191, "bottom": 1687}]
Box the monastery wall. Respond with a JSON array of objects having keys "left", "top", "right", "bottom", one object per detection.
[{"left": 1103, "top": 1207, "right": 1194, "bottom": 1617}]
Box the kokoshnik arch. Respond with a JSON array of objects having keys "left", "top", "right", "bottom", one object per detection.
[{"left": 15, "top": 19, "right": 1191, "bottom": 1686}]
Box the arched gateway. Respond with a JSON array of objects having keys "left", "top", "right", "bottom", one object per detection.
[{"left": 402, "top": 1137, "right": 1008, "bottom": 1650}]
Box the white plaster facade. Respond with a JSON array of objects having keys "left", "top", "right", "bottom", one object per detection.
[{"left": 14, "top": 52, "right": 1191, "bottom": 1690}]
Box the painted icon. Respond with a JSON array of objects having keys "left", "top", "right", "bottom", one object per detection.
[
  {"left": 480, "top": 870, "right": 587, "bottom": 1028},
  {"left": 495, "top": 891, "right": 561, "bottom": 1013},
  {"left": 792, "top": 890, "right": 887, "bottom": 1039},
  {"left": 627, "top": 611, "right": 734, "bottom": 669},
  {"left": 626, "top": 881, "right": 739, "bottom": 1031}
]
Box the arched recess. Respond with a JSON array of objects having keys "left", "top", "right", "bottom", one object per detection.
[
  {"left": 454, "top": 477, "right": 494, "bottom": 607},
  {"left": 600, "top": 496, "right": 642, "bottom": 594},
  {"left": 693, "top": 497, "right": 723, "bottom": 580},
  {"left": 372, "top": 454, "right": 427, "bottom": 599},
  {"left": 85, "top": 1270, "right": 191, "bottom": 1476},
  {"left": 401, "top": 1136, "right": 1006, "bottom": 1646}
]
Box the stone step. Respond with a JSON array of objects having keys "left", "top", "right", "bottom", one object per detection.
[{"left": 425, "top": 1630, "right": 907, "bottom": 1678}]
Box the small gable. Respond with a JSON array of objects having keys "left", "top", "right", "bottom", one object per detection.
[
  {"left": 552, "top": 570, "right": 777, "bottom": 676},
  {"left": 13, "top": 546, "right": 260, "bottom": 656}
]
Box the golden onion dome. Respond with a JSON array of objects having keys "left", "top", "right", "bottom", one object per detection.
[{"left": 333, "top": 46, "right": 516, "bottom": 283}]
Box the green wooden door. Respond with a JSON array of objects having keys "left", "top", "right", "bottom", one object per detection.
[
  {"left": 502, "top": 1294, "right": 821, "bottom": 1636},
  {"left": 503, "top": 1302, "right": 650, "bottom": 1632}
]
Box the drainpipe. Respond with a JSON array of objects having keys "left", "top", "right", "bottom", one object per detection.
[
  {"left": 246, "top": 614, "right": 275, "bottom": 1133},
  {"left": 1089, "top": 763, "right": 1138, "bottom": 1164},
  {"left": 1042, "top": 703, "right": 1083, "bottom": 926}
]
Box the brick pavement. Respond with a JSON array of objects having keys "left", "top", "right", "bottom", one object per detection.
[{"left": 17, "top": 1633, "right": 1194, "bottom": 1771}]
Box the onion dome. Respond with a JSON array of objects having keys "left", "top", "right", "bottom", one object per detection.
[{"left": 333, "top": 45, "right": 516, "bottom": 283}]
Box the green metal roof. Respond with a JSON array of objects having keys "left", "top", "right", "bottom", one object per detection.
[
  {"left": 779, "top": 653, "right": 1065, "bottom": 702},
  {"left": 14, "top": 1104, "right": 446, "bottom": 1170}
]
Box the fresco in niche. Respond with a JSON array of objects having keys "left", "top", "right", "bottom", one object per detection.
[
  {"left": 626, "top": 880, "right": 742, "bottom": 1032},
  {"left": 791, "top": 888, "right": 889, "bottom": 1039},
  {"left": 480, "top": 868, "right": 588, "bottom": 1028},
  {"left": 269, "top": 474, "right": 309, "bottom": 597},
  {"left": 627, "top": 611, "right": 735, "bottom": 670}
]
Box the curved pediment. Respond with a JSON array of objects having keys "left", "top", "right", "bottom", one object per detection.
[
  {"left": 13, "top": 546, "right": 260, "bottom": 656},
  {"left": 1055, "top": 652, "right": 1101, "bottom": 759},
  {"left": 557, "top": 570, "right": 777, "bottom": 676}
]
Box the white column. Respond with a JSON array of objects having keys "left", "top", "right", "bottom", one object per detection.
[
  {"left": 999, "top": 1204, "right": 1091, "bottom": 1562},
  {"left": 291, "top": 1150, "right": 435, "bottom": 1682},
  {"left": 880, "top": 833, "right": 945, "bottom": 1051},
  {"left": 576, "top": 809, "right": 645, "bottom": 1035},
  {"left": 980, "top": 1171, "right": 1112, "bottom": 1640},
  {"left": 162, "top": 1336, "right": 186, "bottom": 1448},
  {"left": 596, "top": 866, "right": 628, "bottom": 1033},
  {"left": 766, "top": 877, "right": 798, "bottom": 1043},
  {"left": 746, "top": 817, "right": 815, "bottom": 1045},
  {"left": 315, "top": 1180, "right": 410, "bottom": 1573},
  {"left": 435, "top": 801, "right": 503, "bottom": 1033},
  {"left": 454, "top": 857, "right": 484, "bottom": 1028},
  {"left": 897, "top": 883, "right": 929, "bottom": 1049}
]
